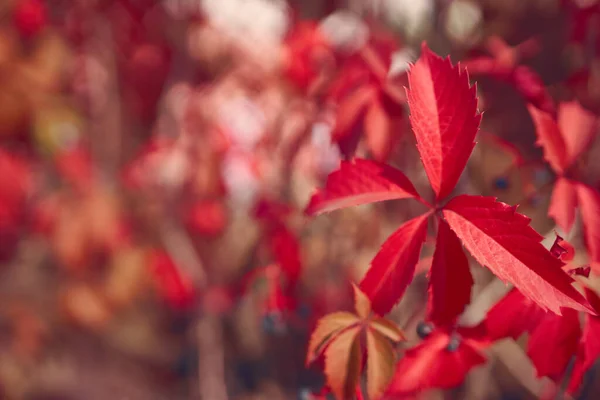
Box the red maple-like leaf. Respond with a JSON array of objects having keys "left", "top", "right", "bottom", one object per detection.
[
  {"left": 463, "top": 36, "right": 555, "bottom": 115},
  {"left": 548, "top": 178, "right": 578, "bottom": 233},
  {"left": 427, "top": 219, "right": 473, "bottom": 328},
  {"left": 268, "top": 224, "right": 302, "bottom": 288},
  {"left": 406, "top": 43, "right": 481, "bottom": 201},
  {"left": 326, "top": 33, "right": 405, "bottom": 162},
  {"left": 478, "top": 287, "right": 579, "bottom": 386},
  {"left": 305, "top": 158, "right": 424, "bottom": 216},
  {"left": 481, "top": 288, "right": 546, "bottom": 341},
  {"left": 528, "top": 104, "right": 568, "bottom": 174},
  {"left": 359, "top": 213, "right": 430, "bottom": 314},
  {"left": 528, "top": 308, "right": 581, "bottom": 381},
  {"left": 558, "top": 101, "right": 598, "bottom": 166},
  {"left": 576, "top": 183, "right": 600, "bottom": 271},
  {"left": 568, "top": 288, "right": 600, "bottom": 394},
  {"left": 331, "top": 84, "right": 378, "bottom": 158},
  {"left": 528, "top": 101, "right": 598, "bottom": 175},
  {"left": 386, "top": 332, "right": 486, "bottom": 395},
  {"left": 442, "top": 195, "right": 592, "bottom": 314}
]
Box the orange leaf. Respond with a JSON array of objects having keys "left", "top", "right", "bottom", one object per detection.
[
  {"left": 369, "top": 317, "right": 405, "bottom": 342},
  {"left": 352, "top": 283, "right": 372, "bottom": 319},
  {"left": 306, "top": 312, "right": 359, "bottom": 366},
  {"left": 366, "top": 328, "right": 396, "bottom": 400},
  {"left": 324, "top": 325, "right": 363, "bottom": 400}
]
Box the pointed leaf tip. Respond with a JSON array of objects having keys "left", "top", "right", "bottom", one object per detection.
[
  {"left": 443, "top": 195, "right": 593, "bottom": 315},
  {"left": 305, "top": 159, "right": 422, "bottom": 216},
  {"left": 407, "top": 44, "right": 481, "bottom": 200}
]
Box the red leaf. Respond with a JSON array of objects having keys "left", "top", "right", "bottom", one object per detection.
[
  {"left": 512, "top": 66, "right": 556, "bottom": 115},
  {"left": 364, "top": 99, "right": 394, "bottom": 162},
  {"left": 150, "top": 250, "right": 196, "bottom": 310},
  {"left": 186, "top": 200, "right": 227, "bottom": 238},
  {"left": 527, "top": 104, "right": 568, "bottom": 174},
  {"left": 443, "top": 195, "right": 592, "bottom": 314},
  {"left": 576, "top": 183, "right": 600, "bottom": 270},
  {"left": 253, "top": 198, "right": 293, "bottom": 222},
  {"left": 332, "top": 85, "right": 378, "bottom": 158},
  {"left": 558, "top": 100, "right": 598, "bottom": 167},
  {"left": 568, "top": 289, "right": 600, "bottom": 394},
  {"left": 482, "top": 288, "right": 546, "bottom": 341},
  {"left": 386, "top": 332, "right": 486, "bottom": 395},
  {"left": 305, "top": 159, "right": 422, "bottom": 216},
  {"left": 406, "top": 43, "right": 481, "bottom": 200},
  {"left": 427, "top": 219, "right": 473, "bottom": 327},
  {"left": 269, "top": 225, "right": 302, "bottom": 287},
  {"left": 527, "top": 309, "right": 581, "bottom": 381},
  {"left": 549, "top": 178, "right": 578, "bottom": 232},
  {"left": 566, "top": 265, "right": 591, "bottom": 278},
  {"left": 528, "top": 101, "right": 597, "bottom": 175},
  {"left": 359, "top": 213, "right": 430, "bottom": 314}
]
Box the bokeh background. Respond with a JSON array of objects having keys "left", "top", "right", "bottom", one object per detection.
[{"left": 2, "top": 0, "right": 600, "bottom": 399}]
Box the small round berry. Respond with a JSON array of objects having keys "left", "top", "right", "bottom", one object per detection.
[
  {"left": 262, "top": 312, "right": 287, "bottom": 335},
  {"left": 493, "top": 176, "right": 510, "bottom": 190},
  {"left": 446, "top": 335, "right": 461, "bottom": 352},
  {"left": 416, "top": 321, "right": 433, "bottom": 339}
]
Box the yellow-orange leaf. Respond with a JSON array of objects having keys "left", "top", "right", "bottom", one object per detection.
[
  {"left": 306, "top": 311, "right": 359, "bottom": 366},
  {"left": 353, "top": 283, "right": 372, "bottom": 319},
  {"left": 324, "top": 325, "right": 362, "bottom": 400},
  {"left": 366, "top": 328, "right": 396, "bottom": 400}
]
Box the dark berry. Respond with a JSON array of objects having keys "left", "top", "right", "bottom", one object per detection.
[
  {"left": 297, "top": 303, "right": 311, "bottom": 319},
  {"left": 446, "top": 335, "right": 461, "bottom": 352},
  {"left": 416, "top": 321, "right": 433, "bottom": 339},
  {"left": 493, "top": 176, "right": 510, "bottom": 190},
  {"left": 173, "top": 348, "right": 198, "bottom": 377},
  {"left": 528, "top": 194, "right": 541, "bottom": 206},
  {"left": 262, "top": 312, "right": 287, "bottom": 335}
]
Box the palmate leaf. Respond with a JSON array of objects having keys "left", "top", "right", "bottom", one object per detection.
[
  {"left": 306, "top": 285, "right": 404, "bottom": 400},
  {"left": 406, "top": 43, "right": 481, "bottom": 201},
  {"left": 443, "top": 195, "right": 593, "bottom": 315}
]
